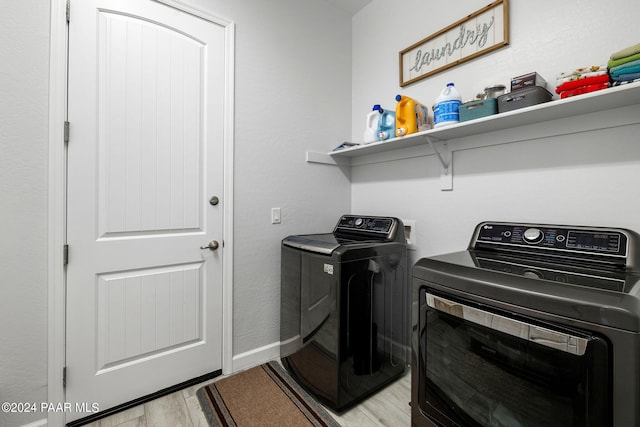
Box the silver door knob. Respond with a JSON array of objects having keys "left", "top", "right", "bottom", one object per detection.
[{"left": 200, "top": 240, "right": 219, "bottom": 250}]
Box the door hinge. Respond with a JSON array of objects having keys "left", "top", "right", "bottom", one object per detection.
[
  {"left": 63, "top": 244, "right": 69, "bottom": 265},
  {"left": 66, "top": 0, "right": 70, "bottom": 23},
  {"left": 63, "top": 366, "right": 67, "bottom": 388},
  {"left": 64, "top": 121, "right": 70, "bottom": 143}
]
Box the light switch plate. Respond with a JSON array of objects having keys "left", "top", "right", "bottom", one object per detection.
[{"left": 271, "top": 207, "right": 281, "bottom": 224}]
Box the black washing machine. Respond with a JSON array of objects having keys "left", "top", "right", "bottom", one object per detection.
[{"left": 280, "top": 215, "right": 409, "bottom": 412}]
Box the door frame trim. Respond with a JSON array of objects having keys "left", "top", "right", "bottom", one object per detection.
[
  {"left": 48, "top": 1, "right": 235, "bottom": 424},
  {"left": 48, "top": 1, "right": 68, "bottom": 426}
]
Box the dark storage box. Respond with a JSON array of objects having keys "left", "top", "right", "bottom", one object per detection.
[
  {"left": 459, "top": 98, "right": 498, "bottom": 122},
  {"left": 497, "top": 86, "right": 553, "bottom": 113},
  {"left": 511, "top": 72, "right": 546, "bottom": 91}
]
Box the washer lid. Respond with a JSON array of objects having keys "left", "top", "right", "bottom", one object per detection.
[{"left": 282, "top": 233, "right": 342, "bottom": 255}]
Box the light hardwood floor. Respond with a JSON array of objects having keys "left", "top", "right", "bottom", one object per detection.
[{"left": 82, "top": 365, "right": 411, "bottom": 427}]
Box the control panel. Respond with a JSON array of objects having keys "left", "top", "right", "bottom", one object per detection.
[
  {"left": 473, "top": 222, "right": 628, "bottom": 258},
  {"left": 334, "top": 215, "right": 398, "bottom": 239}
]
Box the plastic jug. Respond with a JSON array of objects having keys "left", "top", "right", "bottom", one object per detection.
[
  {"left": 377, "top": 109, "right": 396, "bottom": 141},
  {"left": 363, "top": 105, "right": 382, "bottom": 143},
  {"left": 395, "top": 95, "right": 429, "bottom": 137},
  {"left": 433, "top": 83, "right": 462, "bottom": 128}
]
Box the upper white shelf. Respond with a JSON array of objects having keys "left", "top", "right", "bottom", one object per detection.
[{"left": 328, "top": 81, "right": 640, "bottom": 158}]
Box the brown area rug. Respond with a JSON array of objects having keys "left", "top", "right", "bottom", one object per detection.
[{"left": 196, "top": 361, "right": 341, "bottom": 427}]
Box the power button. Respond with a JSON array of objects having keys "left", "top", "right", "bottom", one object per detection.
[{"left": 523, "top": 228, "right": 544, "bottom": 244}]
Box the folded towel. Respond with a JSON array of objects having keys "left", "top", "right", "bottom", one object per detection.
[
  {"left": 611, "top": 71, "right": 640, "bottom": 82},
  {"left": 610, "top": 61, "right": 640, "bottom": 77},
  {"left": 611, "top": 65, "right": 640, "bottom": 77},
  {"left": 556, "top": 65, "right": 607, "bottom": 80},
  {"left": 609, "top": 59, "right": 640, "bottom": 75},
  {"left": 558, "top": 82, "right": 609, "bottom": 99},
  {"left": 610, "top": 43, "right": 640, "bottom": 60},
  {"left": 556, "top": 70, "right": 608, "bottom": 86},
  {"left": 608, "top": 52, "right": 640, "bottom": 69},
  {"left": 555, "top": 74, "right": 610, "bottom": 94}
]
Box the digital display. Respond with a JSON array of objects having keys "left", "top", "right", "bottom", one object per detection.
[
  {"left": 371, "top": 219, "right": 392, "bottom": 232},
  {"left": 566, "top": 231, "right": 620, "bottom": 253}
]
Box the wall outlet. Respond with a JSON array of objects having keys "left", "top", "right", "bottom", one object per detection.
[
  {"left": 403, "top": 219, "right": 416, "bottom": 250},
  {"left": 271, "top": 207, "right": 281, "bottom": 224}
]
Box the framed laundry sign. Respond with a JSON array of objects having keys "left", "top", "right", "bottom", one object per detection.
[{"left": 399, "top": 0, "right": 509, "bottom": 87}]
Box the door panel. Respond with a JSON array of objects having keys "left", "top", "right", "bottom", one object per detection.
[
  {"left": 66, "top": 0, "right": 226, "bottom": 420},
  {"left": 96, "top": 263, "right": 203, "bottom": 370},
  {"left": 97, "top": 11, "right": 206, "bottom": 236}
]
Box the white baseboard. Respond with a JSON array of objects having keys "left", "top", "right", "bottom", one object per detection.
[{"left": 232, "top": 341, "right": 280, "bottom": 372}]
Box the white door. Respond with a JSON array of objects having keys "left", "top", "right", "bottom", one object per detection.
[{"left": 66, "top": 0, "right": 227, "bottom": 420}]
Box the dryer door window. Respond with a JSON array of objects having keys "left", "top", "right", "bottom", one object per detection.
[{"left": 417, "top": 288, "right": 611, "bottom": 427}]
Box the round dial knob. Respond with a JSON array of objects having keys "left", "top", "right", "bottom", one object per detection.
[
  {"left": 354, "top": 217, "right": 364, "bottom": 227},
  {"left": 523, "top": 228, "right": 544, "bottom": 244}
]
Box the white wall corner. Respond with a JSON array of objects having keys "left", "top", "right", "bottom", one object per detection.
[{"left": 232, "top": 341, "right": 281, "bottom": 373}]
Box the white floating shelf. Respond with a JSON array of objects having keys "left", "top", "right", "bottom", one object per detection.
[
  {"left": 306, "top": 82, "right": 640, "bottom": 191},
  {"left": 310, "top": 82, "right": 640, "bottom": 161}
]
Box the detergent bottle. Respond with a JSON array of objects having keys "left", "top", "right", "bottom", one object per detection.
[
  {"left": 433, "top": 83, "right": 462, "bottom": 128},
  {"left": 377, "top": 108, "right": 396, "bottom": 140},
  {"left": 395, "top": 95, "right": 429, "bottom": 137},
  {"left": 363, "top": 104, "right": 382, "bottom": 143}
]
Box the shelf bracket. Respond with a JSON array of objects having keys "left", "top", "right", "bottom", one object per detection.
[{"left": 424, "top": 135, "right": 453, "bottom": 191}]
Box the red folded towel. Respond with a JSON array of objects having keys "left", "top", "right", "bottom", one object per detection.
[
  {"left": 555, "top": 74, "right": 610, "bottom": 94},
  {"left": 558, "top": 82, "right": 609, "bottom": 99}
]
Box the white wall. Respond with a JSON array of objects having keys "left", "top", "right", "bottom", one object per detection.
[
  {"left": 0, "top": 1, "right": 50, "bottom": 426},
  {"left": 351, "top": 0, "right": 640, "bottom": 267}
]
